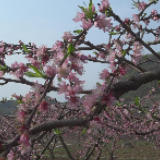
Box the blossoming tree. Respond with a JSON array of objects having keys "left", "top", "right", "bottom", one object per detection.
[{"left": 0, "top": 0, "right": 160, "bottom": 159}]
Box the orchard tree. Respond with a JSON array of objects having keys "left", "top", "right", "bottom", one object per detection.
[{"left": 0, "top": 0, "right": 160, "bottom": 159}]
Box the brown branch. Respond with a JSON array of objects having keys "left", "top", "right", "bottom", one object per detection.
[
  {"left": 111, "top": 69, "right": 160, "bottom": 99},
  {"left": 29, "top": 119, "right": 88, "bottom": 135},
  {"left": 83, "top": 41, "right": 108, "bottom": 55},
  {"left": 110, "top": 11, "right": 160, "bottom": 60}
]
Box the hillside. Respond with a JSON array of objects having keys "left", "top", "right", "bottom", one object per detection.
[
  {"left": 0, "top": 96, "right": 57, "bottom": 115},
  {"left": 122, "top": 52, "right": 160, "bottom": 101}
]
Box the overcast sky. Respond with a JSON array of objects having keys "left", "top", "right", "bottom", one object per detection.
[{"left": 0, "top": 0, "right": 159, "bottom": 102}]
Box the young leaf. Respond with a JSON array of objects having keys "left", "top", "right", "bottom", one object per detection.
[
  {"left": 0, "top": 65, "right": 7, "bottom": 71},
  {"left": 28, "top": 65, "right": 45, "bottom": 77},
  {"left": 24, "top": 72, "right": 47, "bottom": 78},
  {"left": 54, "top": 129, "right": 62, "bottom": 135},
  {"left": 134, "top": 97, "right": 140, "bottom": 106},
  {"left": 67, "top": 43, "right": 75, "bottom": 53},
  {"left": 121, "top": 50, "right": 127, "bottom": 57},
  {"left": 93, "top": 51, "right": 98, "bottom": 55},
  {"left": 96, "top": 82, "right": 102, "bottom": 86},
  {"left": 78, "top": 0, "right": 93, "bottom": 19},
  {"left": 22, "top": 44, "right": 30, "bottom": 53},
  {"left": 81, "top": 127, "right": 87, "bottom": 135},
  {"left": 73, "top": 29, "right": 83, "bottom": 35},
  {"left": 109, "top": 32, "right": 119, "bottom": 35}
]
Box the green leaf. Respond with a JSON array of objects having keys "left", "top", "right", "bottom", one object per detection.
[
  {"left": 81, "top": 127, "right": 87, "bottom": 135},
  {"left": 144, "top": 55, "right": 148, "bottom": 59},
  {"left": 17, "top": 100, "right": 24, "bottom": 104},
  {"left": 96, "top": 82, "right": 102, "bottom": 86},
  {"left": 67, "top": 43, "right": 75, "bottom": 53},
  {"left": 142, "top": 13, "right": 147, "bottom": 19},
  {"left": 54, "top": 129, "right": 62, "bottom": 135},
  {"left": 121, "top": 50, "right": 127, "bottom": 57},
  {"left": 22, "top": 44, "right": 30, "bottom": 53},
  {"left": 105, "top": 10, "right": 112, "bottom": 17},
  {"left": 93, "top": 51, "right": 98, "bottom": 55},
  {"left": 116, "top": 102, "right": 122, "bottom": 106},
  {"left": 24, "top": 71, "right": 47, "bottom": 78},
  {"left": 109, "top": 32, "right": 119, "bottom": 35},
  {"left": 105, "top": 6, "right": 112, "bottom": 17},
  {"left": 134, "top": 97, "right": 140, "bottom": 106},
  {"left": 28, "top": 65, "right": 45, "bottom": 77},
  {"left": 63, "top": 52, "right": 70, "bottom": 62},
  {"left": 25, "top": 65, "right": 47, "bottom": 78},
  {"left": 88, "top": 0, "right": 93, "bottom": 19},
  {"left": 78, "top": 0, "right": 93, "bottom": 19},
  {"left": 0, "top": 65, "right": 7, "bottom": 71},
  {"left": 73, "top": 29, "right": 83, "bottom": 35},
  {"left": 62, "top": 43, "right": 75, "bottom": 62}
]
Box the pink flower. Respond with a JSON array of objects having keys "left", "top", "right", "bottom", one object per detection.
[
  {"left": 131, "top": 52, "right": 142, "bottom": 64},
  {"left": 32, "top": 81, "right": 44, "bottom": 94},
  {"left": 115, "top": 25, "right": 121, "bottom": 32},
  {"left": 11, "top": 61, "right": 19, "bottom": 69},
  {"left": 107, "top": 50, "right": 116, "bottom": 61},
  {"left": 83, "top": 95, "right": 96, "bottom": 114},
  {"left": 57, "top": 66, "right": 70, "bottom": 79},
  {"left": 81, "top": 19, "right": 93, "bottom": 30},
  {"left": 20, "top": 145, "right": 30, "bottom": 155},
  {"left": 65, "top": 85, "right": 82, "bottom": 97},
  {"left": 100, "top": 69, "right": 110, "bottom": 80},
  {"left": 92, "top": 83, "right": 106, "bottom": 98},
  {"left": 98, "top": 52, "right": 106, "bottom": 59},
  {"left": 62, "top": 32, "right": 74, "bottom": 40},
  {"left": 132, "top": 41, "right": 143, "bottom": 54},
  {"left": 19, "top": 63, "right": 28, "bottom": 72},
  {"left": 109, "top": 61, "right": 116, "bottom": 71},
  {"left": 0, "top": 47, "right": 4, "bottom": 54},
  {"left": 102, "top": 92, "right": 115, "bottom": 107},
  {"left": 55, "top": 40, "right": 64, "bottom": 48},
  {"left": 73, "top": 12, "right": 85, "bottom": 22},
  {"left": 38, "top": 99, "right": 49, "bottom": 112},
  {"left": 78, "top": 52, "right": 88, "bottom": 63},
  {"left": 57, "top": 81, "right": 68, "bottom": 94},
  {"left": 17, "top": 110, "right": 26, "bottom": 122},
  {"left": 144, "top": 19, "right": 150, "bottom": 26},
  {"left": 132, "top": 14, "right": 140, "bottom": 22},
  {"left": 98, "top": 0, "right": 109, "bottom": 13},
  {"left": 71, "top": 61, "right": 84, "bottom": 75},
  {"left": 137, "top": 1, "right": 146, "bottom": 11},
  {"left": 10, "top": 62, "right": 28, "bottom": 79},
  {"left": 65, "top": 96, "right": 80, "bottom": 108},
  {"left": 20, "top": 134, "right": 30, "bottom": 145},
  {"left": 151, "top": 9, "right": 158, "bottom": 16},
  {"left": 30, "top": 59, "right": 41, "bottom": 69},
  {"left": 101, "top": 0, "right": 109, "bottom": 9},
  {"left": 44, "top": 64, "right": 57, "bottom": 78},
  {"left": 68, "top": 72, "right": 80, "bottom": 84},
  {"left": 0, "top": 71, "right": 4, "bottom": 77},
  {"left": 94, "top": 14, "right": 112, "bottom": 32},
  {"left": 119, "top": 66, "right": 126, "bottom": 75},
  {"left": 36, "top": 45, "right": 47, "bottom": 57},
  {"left": 7, "top": 150, "right": 15, "bottom": 160},
  {"left": 92, "top": 4, "right": 95, "bottom": 13}
]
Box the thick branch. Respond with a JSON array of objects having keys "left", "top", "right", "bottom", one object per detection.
[
  {"left": 111, "top": 70, "right": 160, "bottom": 98},
  {"left": 29, "top": 119, "right": 88, "bottom": 135}
]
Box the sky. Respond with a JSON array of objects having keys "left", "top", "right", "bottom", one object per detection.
[{"left": 0, "top": 0, "right": 160, "bottom": 102}]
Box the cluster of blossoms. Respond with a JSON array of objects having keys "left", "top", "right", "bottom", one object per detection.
[
  {"left": 0, "top": 0, "right": 160, "bottom": 159},
  {"left": 73, "top": 0, "right": 112, "bottom": 32}
]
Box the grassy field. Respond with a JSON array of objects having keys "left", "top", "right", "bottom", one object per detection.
[{"left": 40, "top": 137, "right": 160, "bottom": 160}]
